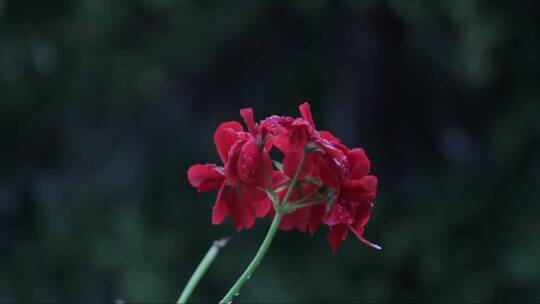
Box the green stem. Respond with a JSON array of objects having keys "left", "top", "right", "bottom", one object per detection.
[
  {"left": 219, "top": 211, "right": 283, "bottom": 304},
  {"left": 219, "top": 148, "right": 308, "bottom": 303},
  {"left": 178, "top": 238, "right": 229, "bottom": 304}
]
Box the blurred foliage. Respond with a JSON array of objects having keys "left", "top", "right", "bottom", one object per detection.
[{"left": 1, "top": 0, "right": 540, "bottom": 302}]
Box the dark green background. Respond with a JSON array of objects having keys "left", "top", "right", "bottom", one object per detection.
[{"left": 1, "top": 0, "right": 539, "bottom": 302}]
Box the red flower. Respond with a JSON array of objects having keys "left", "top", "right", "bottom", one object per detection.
[
  {"left": 266, "top": 102, "right": 379, "bottom": 251},
  {"left": 187, "top": 109, "right": 272, "bottom": 231},
  {"left": 188, "top": 102, "right": 380, "bottom": 251}
]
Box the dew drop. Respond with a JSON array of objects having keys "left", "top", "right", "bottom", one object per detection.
[
  {"left": 247, "top": 275, "right": 251, "bottom": 280},
  {"left": 234, "top": 292, "right": 240, "bottom": 297}
]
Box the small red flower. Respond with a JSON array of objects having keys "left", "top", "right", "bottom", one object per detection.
[
  {"left": 188, "top": 102, "right": 380, "bottom": 251},
  {"left": 270, "top": 102, "right": 379, "bottom": 251},
  {"left": 188, "top": 109, "right": 272, "bottom": 231}
]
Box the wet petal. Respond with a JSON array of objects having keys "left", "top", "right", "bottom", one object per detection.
[
  {"left": 243, "top": 186, "right": 267, "bottom": 204},
  {"left": 237, "top": 140, "right": 265, "bottom": 186},
  {"left": 323, "top": 200, "right": 354, "bottom": 226},
  {"left": 273, "top": 133, "right": 290, "bottom": 153},
  {"left": 240, "top": 108, "right": 257, "bottom": 135},
  {"left": 224, "top": 140, "right": 244, "bottom": 185},
  {"left": 349, "top": 201, "right": 380, "bottom": 250},
  {"left": 260, "top": 115, "right": 294, "bottom": 135},
  {"left": 226, "top": 187, "right": 256, "bottom": 231},
  {"left": 279, "top": 213, "right": 296, "bottom": 231},
  {"left": 326, "top": 224, "right": 348, "bottom": 252},
  {"left": 319, "top": 131, "right": 340, "bottom": 144},
  {"left": 187, "top": 164, "right": 225, "bottom": 193},
  {"left": 299, "top": 102, "right": 315, "bottom": 127},
  {"left": 350, "top": 201, "right": 372, "bottom": 233},
  {"left": 252, "top": 196, "right": 271, "bottom": 218},
  {"left": 283, "top": 149, "right": 312, "bottom": 179},
  {"left": 289, "top": 120, "right": 310, "bottom": 148},
  {"left": 347, "top": 148, "right": 371, "bottom": 179},
  {"left": 214, "top": 121, "right": 243, "bottom": 163},
  {"left": 292, "top": 206, "right": 312, "bottom": 232},
  {"left": 314, "top": 156, "right": 342, "bottom": 190},
  {"left": 341, "top": 175, "right": 377, "bottom": 203},
  {"left": 308, "top": 204, "right": 326, "bottom": 234},
  {"left": 211, "top": 184, "right": 230, "bottom": 225},
  {"left": 361, "top": 175, "right": 378, "bottom": 197}
]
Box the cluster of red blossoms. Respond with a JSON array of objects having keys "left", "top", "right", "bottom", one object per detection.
[{"left": 187, "top": 102, "right": 379, "bottom": 251}]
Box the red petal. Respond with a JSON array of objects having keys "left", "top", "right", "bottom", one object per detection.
[
  {"left": 314, "top": 156, "right": 342, "bottom": 190},
  {"left": 342, "top": 175, "right": 377, "bottom": 203},
  {"left": 279, "top": 189, "right": 313, "bottom": 232},
  {"left": 299, "top": 102, "right": 315, "bottom": 127},
  {"left": 341, "top": 180, "right": 359, "bottom": 201},
  {"left": 237, "top": 140, "right": 265, "bottom": 186},
  {"left": 350, "top": 201, "right": 372, "bottom": 232},
  {"left": 283, "top": 149, "right": 312, "bottom": 179},
  {"left": 214, "top": 121, "right": 243, "bottom": 163},
  {"left": 349, "top": 201, "right": 381, "bottom": 250},
  {"left": 341, "top": 181, "right": 367, "bottom": 203},
  {"left": 279, "top": 213, "right": 296, "bottom": 231},
  {"left": 225, "top": 187, "right": 256, "bottom": 231},
  {"left": 289, "top": 120, "right": 310, "bottom": 148},
  {"left": 361, "top": 175, "right": 378, "bottom": 196},
  {"left": 326, "top": 224, "right": 348, "bottom": 252},
  {"left": 224, "top": 140, "right": 244, "bottom": 185},
  {"left": 347, "top": 148, "right": 371, "bottom": 179},
  {"left": 319, "top": 131, "right": 340, "bottom": 144},
  {"left": 215, "top": 186, "right": 267, "bottom": 230},
  {"left": 292, "top": 205, "right": 312, "bottom": 232},
  {"left": 271, "top": 170, "right": 289, "bottom": 187},
  {"left": 252, "top": 196, "right": 271, "bottom": 218},
  {"left": 308, "top": 204, "right": 326, "bottom": 234},
  {"left": 260, "top": 115, "right": 294, "bottom": 134},
  {"left": 323, "top": 200, "right": 354, "bottom": 226},
  {"left": 243, "top": 185, "right": 266, "bottom": 202},
  {"left": 261, "top": 148, "right": 274, "bottom": 188},
  {"left": 187, "top": 164, "right": 225, "bottom": 192},
  {"left": 273, "top": 134, "right": 290, "bottom": 153},
  {"left": 240, "top": 108, "right": 257, "bottom": 135},
  {"left": 283, "top": 149, "right": 301, "bottom": 178},
  {"left": 212, "top": 184, "right": 230, "bottom": 225}
]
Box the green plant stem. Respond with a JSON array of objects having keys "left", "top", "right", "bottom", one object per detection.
[
  {"left": 219, "top": 210, "right": 283, "bottom": 304},
  {"left": 177, "top": 238, "right": 229, "bottom": 304},
  {"left": 219, "top": 149, "right": 308, "bottom": 303}
]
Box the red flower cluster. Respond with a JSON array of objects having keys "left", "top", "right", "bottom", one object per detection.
[{"left": 188, "top": 102, "right": 379, "bottom": 251}]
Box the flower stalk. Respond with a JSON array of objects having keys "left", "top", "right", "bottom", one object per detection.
[
  {"left": 219, "top": 149, "right": 307, "bottom": 304},
  {"left": 177, "top": 238, "right": 229, "bottom": 304},
  {"left": 219, "top": 210, "right": 283, "bottom": 304}
]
